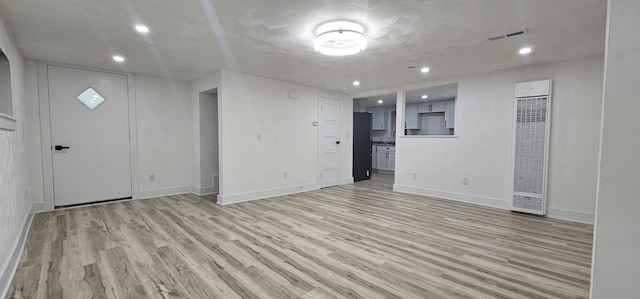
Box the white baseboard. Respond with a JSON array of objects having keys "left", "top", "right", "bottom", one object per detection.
[
  {"left": 136, "top": 186, "right": 192, "bottom": 199},
  {"left": 32, "top": 201, "right": 52, "bottom": 213},
  {"left": 191, "top": 185, "right": 218, "bottom": 196},
  {"left": 393, "top": 184, "right": 595, "bottom": 224},
  {"left": 393, "top": 184, "right": 511, "bottom": 210},
  {"left": 340, "top": 177, "right": 355, "bottom": 184},
  {"left": 1, "top": 204, "right": 35, "bottom": 299},
  {"left": 547, "top": 207, "right": 595, "bottom": 224},
  {"left": 218, "top": 183, "right": 320, "bottom": 205}
]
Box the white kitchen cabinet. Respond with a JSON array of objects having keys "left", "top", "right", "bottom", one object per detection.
[
  {"left": 370, "top": 107, "right": 387, "bottom": 130},
  {"left": 372, "top": 145, "right": 377, "bottom": 169},
  {"left": 375, "top": 146, "right": 395, "bottom": 171},
  {"left": 417, "top": 100, "right": 446, "bottom": 113},
  {"left": 445, "top": 99, "right": 456, "bottom": 129},
  {"left": 405, "top": 102, "right": 420, "bottom": 129},
  {"left": 389, "top": 151, "right": 396, "bottom": 171}
]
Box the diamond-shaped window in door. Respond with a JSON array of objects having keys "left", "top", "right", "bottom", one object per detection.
[{"left": 76, "top": 87, "right": 105, "bottom": 110}]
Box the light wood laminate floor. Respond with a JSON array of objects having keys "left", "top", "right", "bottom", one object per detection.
[{"left": 9, "top": 184, "right": 593, "bottom": 298}]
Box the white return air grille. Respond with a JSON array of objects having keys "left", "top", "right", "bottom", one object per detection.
[{"left": 511, "top": 80, "right": 552, "bottom": 215}]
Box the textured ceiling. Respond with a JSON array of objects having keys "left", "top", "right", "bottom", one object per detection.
[{"left": 0, "top": 0, "right": 607, "bottom": 92}]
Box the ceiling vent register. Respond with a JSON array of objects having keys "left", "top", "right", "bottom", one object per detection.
[{"left": 488, "top": 28, "right": 529, "bottom": 42}]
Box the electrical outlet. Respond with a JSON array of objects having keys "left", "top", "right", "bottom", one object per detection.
[
  {"left": 150, "top": 174, "right": 156, "bottom": 182},
  {"left": 257, "top": 133, "right": 262, "bottom": 140},
  {"left": 463, "top": 177, "right": 469, "bottom": 185},
  {"left": 283, "top": 172, "right": 288, "bottom": 179},
  {"left": 412, "top": 173, "right": 418, "bottom": 180}
]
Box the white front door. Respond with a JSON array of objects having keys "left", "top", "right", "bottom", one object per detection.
[
  {"left": 319, "top": 95, "right": 340, "bottom": 188},
  {"left": 48, "top": 66, "right": 131, "bottom": 206}
]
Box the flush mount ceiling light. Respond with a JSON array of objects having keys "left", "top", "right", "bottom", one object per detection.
[
  {"left": 420, "top": 67, "right": 430, "bottom": 73},
  {"left": 135, "top": 25, "right": 149, "bottom": 33},
  {"left": 112, "top": 55, "right": 125, "bottom": 62},
  {"left": 353, "top": 81, "right": 360, "bottom": 86},
  {"left": 314, "top": 21, "right": 367, "bottom": 56},
  {"left": 519, "top": 47, "right": 532, "bottom": 55},
  {"left": 378, "top": 100, "right": 384, "bottom": 104},
  {"left": 422, "top": 95, "right": 428, "bottom": 99}
]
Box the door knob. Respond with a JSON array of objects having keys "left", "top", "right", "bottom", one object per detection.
[
  {"left": 336, "top": 141, "right": 341, "bottom": 145},
  {"left": 54, "top": 145, "right": 70, "bottom": 151}
]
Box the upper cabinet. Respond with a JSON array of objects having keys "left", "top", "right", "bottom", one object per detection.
[
  {"left": 370, "top": 106, "right": 387, "bottom": 130},
  {"left": 417, "top": 100, "right": 446, "bottom": 113},
  {"left": 445, "top": 99, "right": 456, "bottom": 129},
  {"left": 405, "top": 102, "right": 420, "bottom": 129}
]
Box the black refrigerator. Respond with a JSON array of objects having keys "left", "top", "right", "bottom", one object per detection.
[{"left": 353, "top": 112, "right": 372, "bottom": 182}]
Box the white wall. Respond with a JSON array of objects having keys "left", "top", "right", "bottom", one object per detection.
[
  {"left": 198, "top": 91, "right": 218, "bottom": 193},
  {"left": 24, "top": 60, "right": 43, "bottom": 208},
  {"left": 218, "top": 70, "right": 352, "bottom": 203},
  {"left": 590, "top": 0, "right": 640, "bottom": 297},
  {"left": 134, "top": 75, "right": 192, "bottom": 196},
  {"left": 0, "top": 15, "right": 32, "bottom": 295},
  {"left": 384, "top": 55, "right": 604, "bottom": 224}
]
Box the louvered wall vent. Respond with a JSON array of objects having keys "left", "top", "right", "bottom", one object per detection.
[
  {"left": 488, "top": 28, "right": 529, "bottom": 42},
  {"left": 511, "top": 80, "right": 552, "bottom": 215}
]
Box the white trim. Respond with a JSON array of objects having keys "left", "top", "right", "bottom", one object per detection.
[
  {"left": 136, "top": 186, "right": 192, "bottom": 199},
  {"left": 0, "top": 113, "right": 16, "bottom": 131},
  {"left": 393, "top": 184, "right": 511, "bottom": 210},
  {"left": 393, "top": 184, "right": 594, "bottom": 224},
  {"left": 218, "top": 183, "right": 321, "bottom": 205},
  {"left": 340, "top": 177, "right": 354, "bottom": 184},
  {"left": 0, "top": 205, "right": 35, "bottom": 299},
  {"left": 547, "top": 207, "right": 595, "bottom": 225},
  {"left": 36, "top": 61, "right": 137, "bottom": 211},
  {"left": 590, "top": 2, "right": 612, "bottom": 295},
  {"left": 191, "top": 185, "right": 218, "bottom": 196}
]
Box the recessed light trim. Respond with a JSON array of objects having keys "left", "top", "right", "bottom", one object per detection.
[
  {"left": 135, "top": 25, "right": 150, "bottom": 33},
  {"left": 314, "top": 21, "right": 367, "bottom": 56},
  {"left": 353, "top": 81, "right": 360, "bottom": 86},
  {"left": 421, "top": 67, "right": 430, "bottom": 73},
  {"left": 112, "top": 55, "right": 125, "bottom": 62},
  {"left": 519, "top": 47, "right": 532, "bottom": 55},
  {"left": 422, "top": 95, "right": 428, "bottom": 99}
]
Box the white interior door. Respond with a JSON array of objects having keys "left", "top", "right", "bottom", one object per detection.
[
  {"left": 319, "top": 95, "right": 340, "bottom": 188},
  {"left": 48, "top": 65, "right": 131, "bottom": 206}
]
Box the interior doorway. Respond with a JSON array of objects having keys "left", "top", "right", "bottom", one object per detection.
[
  {"left": 353, "top": 93, "right": 396, "bottom": 190},
  {"left": 198, "top": 89, "right": 220, "bottom": 195}
]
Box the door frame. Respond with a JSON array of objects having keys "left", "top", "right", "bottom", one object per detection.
[
  {"left": 36, "top": 61, "right": 139, "bottom": 210},
  {"left": 317, "top": 92, "right": 342, "bottom": 188}
]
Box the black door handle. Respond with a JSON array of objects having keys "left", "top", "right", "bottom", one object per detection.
[
  {"left": 54, "top": 145, "right": 70, "bottom": 151},
  {"left": 336, "top": 141, "right": 341, "bottom": 145}
]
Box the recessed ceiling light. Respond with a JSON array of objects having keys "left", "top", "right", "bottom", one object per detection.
[
  {"left": 112, "top": 55, "right": 125, "bottom": 62},
  {"left": 421, "top": 67, "right": 430, "bottom": 73},
  {"left": 422, "top": 95, "right": 428, "bottom": 99},
  {"left": 341, "top": 86, "right": 348, "bottom": 90},
  {"left": 519, "top": 47, "right": 532, "bottom": 55},
  {"left": 378, "top": 100, "right": 384, "bottom": 104},
  {"left": 353, "top": 81, "right": 360, "bottom": 86},
  {"left": 314, "top": 21, "right": 367, "bottom": 56},
  {"left": 135, "top": 25, "right": 150, "bottom": 33}
]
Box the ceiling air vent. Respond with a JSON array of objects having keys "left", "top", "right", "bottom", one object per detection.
[{"left": 488, "top": 28, "right": 529, "bottom": 42}]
